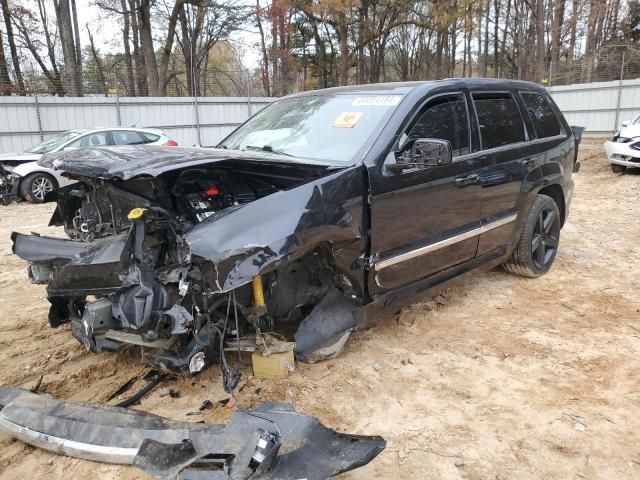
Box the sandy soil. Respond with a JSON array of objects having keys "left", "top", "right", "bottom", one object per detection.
[{"left": 0, "top": 141, "right": 639, "bottom": 480}]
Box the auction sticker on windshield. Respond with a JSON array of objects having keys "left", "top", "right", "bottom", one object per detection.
[
  {"left": 352, "top": 96, "right": 402, "bottom": 107},
  {"left": 333, "top": 112, "right": 364, "bottom": 128}
]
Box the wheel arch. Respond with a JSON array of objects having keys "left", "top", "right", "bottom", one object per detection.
[{"left": 537, "top": 183, "right": 566, "bottom": 227}]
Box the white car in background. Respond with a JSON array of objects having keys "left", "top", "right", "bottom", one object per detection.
[
  {"left": 604, "top": 116, "right": 640, "bottom": 173},
  {"left": 0, "top": 127, "right": 178, "bottom": 203}
]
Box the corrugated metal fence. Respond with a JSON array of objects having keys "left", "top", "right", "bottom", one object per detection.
[
  {"left": 0, "top": 96, "right": 272, "bottom": 153},
  {"left": 0, "top": 79, "right": 638, "bottom": 152},
  {"left": 549, "top": 79, "right": 640, "bottom": 135}
]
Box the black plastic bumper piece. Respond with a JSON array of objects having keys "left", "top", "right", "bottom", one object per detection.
[{"left": 0, "top": 387, "right": 385, "bottom": 480}]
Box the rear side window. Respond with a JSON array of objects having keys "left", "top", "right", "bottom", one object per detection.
[
  {"left": 141, "top": 132, "right": 160, "bottom": 143},
  {"left": 473, "top": 93, "right": 526, "bottom": 149},
  {"left": 521, "top": 93, "right": 562, "bottom": 139},
  {"left": 400, "top": 94, "right": 470, "bottom": 157},
  {"left": 112, "top": 130, "right": 147, "bottom": 145}
]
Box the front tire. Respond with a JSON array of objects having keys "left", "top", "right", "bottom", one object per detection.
[
  {"left": 20, "top": 172, "right": 57, "bottom": 203},
  {"left": 611, "top": 163, "right": 626, "bottom": 173},
  {"left": 503, "top": 194, "right": 561, "bottom": 278}
]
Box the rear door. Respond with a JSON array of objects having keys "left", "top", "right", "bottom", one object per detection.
[
  {"left": 471, "top": 91, "right": 532, "bottom": 255},
  {"left": 368, "top": 91, "right": 484, "bottom": 293}
]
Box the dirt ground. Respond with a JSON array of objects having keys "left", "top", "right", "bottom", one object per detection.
[{"left": 0, "top": 140, "right": 639, "bottom": 480}]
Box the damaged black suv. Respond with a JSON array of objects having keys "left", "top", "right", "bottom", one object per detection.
[{"left": 13, "top": 79, "right": 577, "bottom": 375}]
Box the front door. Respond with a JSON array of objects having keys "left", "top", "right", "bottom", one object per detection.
[{"left": 368, "top": 92, "right": 483, "bottom": 294}]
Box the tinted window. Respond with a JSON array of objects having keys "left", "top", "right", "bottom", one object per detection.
[
  {"left": 113, "top": 130, "right": 146, "bottom": 145},
  {"left": 521, "top": 93, "right": 562, "bottom": 138},
  {"left": 68, "top": 132, "right": 109, "bottom": 148},
  {"left": 400, "top": 95, "right": 470, "bottom": 157},
  {"left": 473, "top": 93, "right": 526, "bottom": 149}
]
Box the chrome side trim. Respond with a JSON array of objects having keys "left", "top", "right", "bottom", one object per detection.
[
  {"left": 373, "top": 213, "right": 517, "bottom": 271},
  {"left": 0, "top": 415, "right": 138, "bottom": 464}
]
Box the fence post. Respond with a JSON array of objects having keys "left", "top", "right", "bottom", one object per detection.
[
  {"left": 246, "top": 71, "right": 252, "bottom": 118},
  {"left": 613, "top": 51, "right": 625, "bottom": 133},
  {"left": 33, "top": 93, "right": 43, "bottom": 141},
  {"left": 193, "top": 94, "right": 202, "bottom": 147},
  {"left": 115, "top": 89, "right": 122, "bottom": 127}
]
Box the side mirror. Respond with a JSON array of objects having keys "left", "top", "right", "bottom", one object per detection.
[
  {"left": 63, "top": 146, "right": 79, "bottom": 151},
  {"left": 389, "top": 138, "right": 453, "bottom": 172},
  {"left": 621, "top": 120, "right": 630, "bottom": 128}
]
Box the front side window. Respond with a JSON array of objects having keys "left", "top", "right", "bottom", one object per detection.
[
  {"left": 67, "top": 132, "right": 109, "bottom": 149},
  {"left": 521, "top": 93, "right": 562, "bottom": 139},
  {"left": 399, "top": 94, "right": 470, "bottom": 157},
  {"left": 473, "top": 93, "right": 526, "bottom": 149},
  {"left": 219, "top": 94, "right": 403, "bottom": 164}
]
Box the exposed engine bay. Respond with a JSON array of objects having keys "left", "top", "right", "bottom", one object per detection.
[
  {"left": 14, "top": 147, "right": 367, "bottom": 379},
  {"left": 62, "top": 167, "right": 289, "bottom": 241}
]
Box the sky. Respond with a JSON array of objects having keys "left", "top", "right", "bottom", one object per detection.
[{"left": 74, "top": 0, "right": 262, "bottom": 69}]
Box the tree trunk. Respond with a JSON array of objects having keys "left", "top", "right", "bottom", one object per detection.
[
  {"left": 583, "top": 0, "right": 602, "bottom": 82},
  {"left": 120, "top": 0, "right": 135, "bottom": 95},
  {"left": 535, "top": 0, "right": 545, "bottom": 82},
  {"left": 137, "top": 0, "right": 159, "bottom": 96},
  {"left": 549, "top": 0, "right": 565, "bottom": 84},
  {"left": 70, "top": 0, "right": 82, "bottom": 95},
  {"left": 54, "top": 0, "right": 82, "bottom": 95},
  {"left": 87, "top": 26, "right": 108, "bottom": 96},
  {"left": 1, "top": 0, "right": 24, "bottom": 93},
  {"left": 568, "top": 0, "right": 578, "bottom": 71},
  {"left": 256, "top": 0, "right": 270, "bottom": 96},
  {"left": 129, "top": 0, "right": 146, "bottom": 96},
  {"left": 0, "top": 26, "right": 12, "bottom": 95}
]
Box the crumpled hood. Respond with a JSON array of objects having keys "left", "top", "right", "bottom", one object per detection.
[
  {"left": 39, "top": 145, "right": 333, "bottom": 180},
  {"left": 618, "top": 123, "right": 640, "bottom": 139},
  {"left": 0, "top": 151, "right": 42, "bottom": 165}
]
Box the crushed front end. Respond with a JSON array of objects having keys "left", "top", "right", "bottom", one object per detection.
[
  {"left": 0, "top": 163, "right": 18, "bottom": 204},
  {"left": 13, "top": 147, "right": 369, "bottom": 375}
]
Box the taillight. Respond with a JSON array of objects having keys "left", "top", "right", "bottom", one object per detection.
[{"left": 163, "top": 140, "right": 178, "bottom": 146}]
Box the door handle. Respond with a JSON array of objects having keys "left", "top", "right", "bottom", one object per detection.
[
  {"left": 454, "top": 173, "right": 480, "bottom": 186},
  {"left": 521, "top": 157, "right": 539, "bottom": 168}
]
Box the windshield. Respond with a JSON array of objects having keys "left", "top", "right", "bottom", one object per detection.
[
  {"left": 26, "top": 131, "right": 82, "bottom": 154},
  {"left": 219, "top": 94, "right": 403, "bottom": 164}
]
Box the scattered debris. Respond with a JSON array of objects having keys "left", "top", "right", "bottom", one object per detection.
[
  {"left": 160, "top": 388, "right": 182, "bottom": 399},
  {"left": 199, "top": 399, "right": 214, "bottom": 411}
]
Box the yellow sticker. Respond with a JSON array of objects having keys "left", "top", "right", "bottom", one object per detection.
[{"left": 333, "top": 112, "right": 363, "bottom": 128}]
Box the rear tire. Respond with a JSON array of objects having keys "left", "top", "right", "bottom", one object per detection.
[
  {"left": 503, "top": 194, "right": 561, "bottom": 278},
  {"left": 20, "top": 172, "right": 57, "bottom": 203},
  {"left": 611, "top": 163, "right": 626, "bottom": 173}
]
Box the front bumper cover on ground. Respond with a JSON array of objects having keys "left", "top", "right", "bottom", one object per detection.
[{"left": 0, "top": 387, "right": 385, "bottom": 479}]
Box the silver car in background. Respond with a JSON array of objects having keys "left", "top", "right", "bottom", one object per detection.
[
  {"left": 0, "top": 127, "right": 178, "bottom": 203},
  {"left": 604, "top": 115, "right": 640, "bottom": 173}
]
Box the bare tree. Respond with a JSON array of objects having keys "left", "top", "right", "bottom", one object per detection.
[{"left": 1, "top": 0, "right": 24, "bottom": 93}]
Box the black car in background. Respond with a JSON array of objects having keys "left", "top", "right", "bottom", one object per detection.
[{"left": 13, "top": 78, "right": 577, "bottom": 375}]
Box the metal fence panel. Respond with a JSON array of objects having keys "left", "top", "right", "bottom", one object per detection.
[
  {"left": 549, "top": 79, "right": 640, "bottom": 134},
  {"left": 0, "top": 96, "right": 272, "bottom": 152}
]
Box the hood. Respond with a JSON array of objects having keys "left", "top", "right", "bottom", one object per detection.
[
  {"left": 618, "top": 123, "right": 640, "bottom": 139},
  {"left": 0, "top": 152, "right": 42, "bottom": 166},
  {"left": 39, "top": 145, "right": 336, "bottom": 181}
]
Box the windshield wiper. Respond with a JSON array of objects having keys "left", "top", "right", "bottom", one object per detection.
[{"left": 244, "top": 145, "right": 294, "bottom": 157}]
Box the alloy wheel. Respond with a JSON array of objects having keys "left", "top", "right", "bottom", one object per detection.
[
  {"left": 531, "top": 206, "right": 560, "bottom": 270},
  {"left": 32, "top": 176, "right": 54, "bottom": 201}
]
